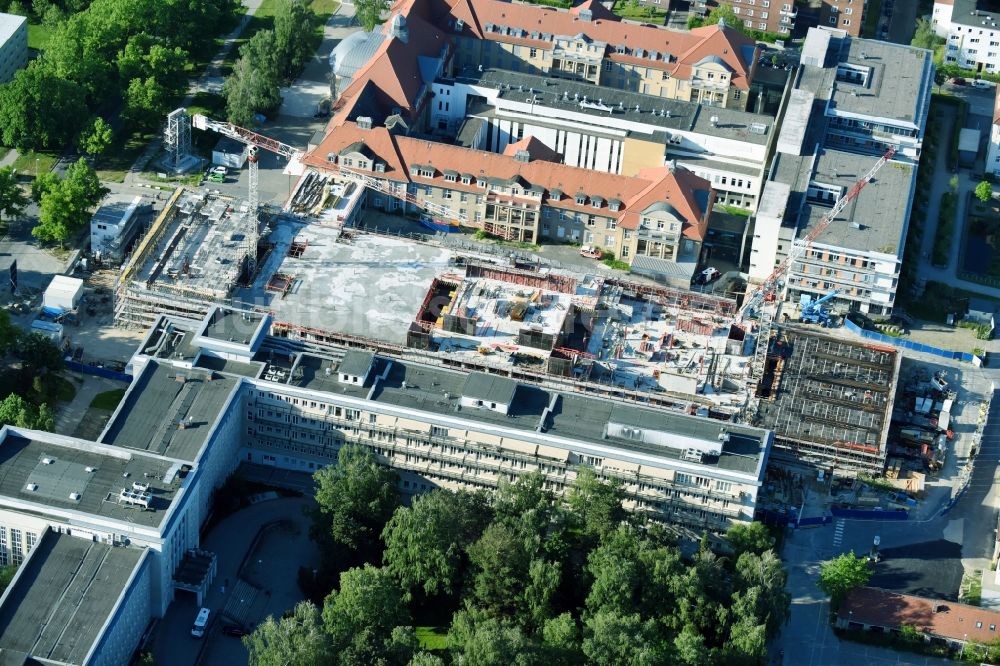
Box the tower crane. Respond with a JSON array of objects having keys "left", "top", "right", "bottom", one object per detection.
[
  {"left": 744, "top": 146, "right": 896, "bottom": 379},
  {"left": 191, "top": 114, "right": 303, "bottom": 277}
]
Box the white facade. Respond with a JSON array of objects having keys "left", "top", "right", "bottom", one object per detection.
[
  {"left": 933, "top": 1, "right": 1000, "bottom": 73},
  {"left": 91, "top": 195, "right": 143, "bottom": 263},
  {"left": 988, "top": 88, "right": 1000, "bottom": 177},
  {"left": 0, "top": 14, "right": 26, "bottom": 84}
]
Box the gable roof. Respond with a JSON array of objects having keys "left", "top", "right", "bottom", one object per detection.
[
  {"left": 502, "top": 136, "right": 563, "bottom": 164},
  {"left": 841, "top": 587, "right": 1000, "bottom": 644},
  {"left": 304, "top": 120, "right": 713, "bottom": 239},
  {"left": 435, "top": 0, "right": 756, "bottom": 89}
]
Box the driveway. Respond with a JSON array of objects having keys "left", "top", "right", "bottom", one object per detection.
[
  {"left": 151, "top": 495, "right": 317, "bottom": 666},
  {"left": 279, "top": 3, "right": 359, "bottom": 118}
]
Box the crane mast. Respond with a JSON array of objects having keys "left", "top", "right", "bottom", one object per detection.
[
  {"left": 744, "top": 146, "right": 896, "bottom": 381},
  {"left": 191, "top": 114, "right": 303, "bottom": 278}
]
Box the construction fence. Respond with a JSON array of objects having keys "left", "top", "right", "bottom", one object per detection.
[{"left": 843, "top": 318, "right": 981, "bottom": 365}]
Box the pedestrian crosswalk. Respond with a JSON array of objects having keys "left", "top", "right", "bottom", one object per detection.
[{"left": 833, "top": 519, "right": 845, "bottom": 548}]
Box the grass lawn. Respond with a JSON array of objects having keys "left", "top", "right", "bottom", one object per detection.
[
  {"left": 11, "top": 150, "right": 58, "bottom": 177},
  {"left": 27, "top": 23, "right": 53, "bottom": 51},
  {"left": 186, "top": 91, "right": 227, "bottom": 120},
  {"left": 612, "top": 0, "right": 667, "bottom": 22},
  {"left": 414, "top": 627, "right": 448, "bottom": 651},
  {"left": 961, "top": 570, "right": 983, "bottom": 606},
  {"left": 94, "top": 130, "right": 155, "bottom": 183},
  {"left": 89, "top": 388, "right": 126, "bottom": 411}
]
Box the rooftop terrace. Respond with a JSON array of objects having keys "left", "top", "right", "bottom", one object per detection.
[{"left": 0, "top": 531, "right": 144, "bottom": 665}]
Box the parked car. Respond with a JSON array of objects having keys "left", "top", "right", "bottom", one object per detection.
[
  {"left": 222, "top": 624, "right": 249, "bottom": 637},
  {"left": 951, "top": 77, "right": 967, "bottom": 85},
  {"left": 972, "top": 79, "right": 991, "bottom": 89},
  {"left": 579, "top": 244, "right": 603, "bottom": 259},
  {"left": 696, "top": 267, "right": 721, "bottom": 284},
  {"left": 207, "top": 166, "right": 227, "bottom": 183}
]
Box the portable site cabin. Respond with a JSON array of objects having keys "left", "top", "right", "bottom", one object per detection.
[{"left": 42, "top": 275, "right": 83, "bottom": 313}]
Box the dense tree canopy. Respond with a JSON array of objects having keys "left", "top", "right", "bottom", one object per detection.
[
  {"left": 32, "top": 159, "right": 108, "bottom": 246},
  {"left": 260, "top": 460, "right": 792, "bottom": 665},
  {"left": 0, "top": 167, "right": 27, "bottom": 221}
]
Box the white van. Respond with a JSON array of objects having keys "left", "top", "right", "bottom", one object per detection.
[{"left": 191, "top": 607, "right": 210, "bottom": 638}]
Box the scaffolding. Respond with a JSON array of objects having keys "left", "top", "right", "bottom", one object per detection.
[
  {"left": 164, "top": 109, "right": 192, "bottom": 171},
  {"left": 755, "top": 326, "right": 900, "bottom": 475}
]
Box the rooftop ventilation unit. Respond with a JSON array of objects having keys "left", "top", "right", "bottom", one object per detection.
[
  {"left": 42, "top": 457, "right": 54, "bottom": 465},
  {"left": 25, "top": 483, "right": 37, "bottom": 492},
  {"left": 85, "top": 466, "right": 96, "bottom": 473},
  {"left": 132, "top": 481, "right": 150, "bottom": 492},
  {"left": 69, "top": 492, "right": 80, "bottom": 501},
  {"left": 682, "top": 448, "right": 704, "bottom": 463},
  {"left": 749, "top": 122, "right": 768, "bottom": 135},
  {"left": 710, "top": 115, "right": 719, "bottom": 126}
]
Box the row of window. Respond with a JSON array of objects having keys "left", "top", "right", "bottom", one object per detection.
[{"left": 0, "top": 527, "right": 36, "bottom": 566}]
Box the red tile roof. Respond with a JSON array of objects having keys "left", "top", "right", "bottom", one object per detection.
[
  {"left": 435, "top": 0, "right": 757, "bottom": 89},
  {"left": 304, "top": 121, "right": 712, "bottom": 239},
  {"left": 502, "top": 136, "right": 562, "bottom": 163},
  {"left": 841, "top": 587, "right": 1000, "bottom": 644}
]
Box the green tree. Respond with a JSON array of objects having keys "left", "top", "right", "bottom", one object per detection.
[
  {"left": 734, "top": 550, "right": 790, "bottom": 638},
  {"left": 582, "top": 608, "right": 664, "bottom": 666},
  {"left": 817, "top": 551, "right": 872, "bottom": 610},
  {"left": 0, "top": 167, "right": 27, "bottom": 222},
  {"left": 447, "top": 610, "right": 535, "bottom": 666},
  {"left": 899, "top": 623, "right": 923, "bottom": 644},
  {"left": 0, "top": 394, "right": 38, "bottom": 428},
  {"left": 673, "top": 623, "right": 709, "bottom": 665},
  {"left": 244, "top": 601, "right": 332, "bottom": 666},
  {"left": 705, "top": 4, "right": 746, "bottom": 35},
  {"left": 65, "top": 158, "right": 108, "bottom": 208},
  {"left": 465, "top": 521, "right": 535, "bottom": 618},
  {"left": 123, "top": 76, "right": 170, "bottom": 129},
  {"left": 0, "top": 62, "right": 88, "bottom": 150},
  {"left": 322, "top": 564, "right": 414, "bottom": 663},
  {"left": 78, "top": 117, "right": 114, "bottom": 156},
  {"left": 725, "top": 521, "right": 775, "bottom": 557},
  {"left": 381, "top": 488, "right": 492, "bottom": 598},
  {"left": 912, "top": 17, "right": 944, "bottom": 51},
  {"left": 224, "top": 29, "right": 282, "bottom": 126},
  {"left": 311, "top": 443, "right": 400, "bottom": 555},
  {"left": 0, "top": 311, "right": 19, "bottom": 357},
  {"left": 273, "top": 0, "right": 316, "bottom": 78},
  {"left": 541, "top": 613, "right": 583, "bottom": 665},
  {"left": 0, "top": 563, "right": 18, "bottom": 593},
  {"left": 723, "top": 590, "right": 768, "bottom": 664},
  {"left": 567, "top": 467, "right": 626, "bottom": 544},
  {"left": 408, "top": 653, "right": 445, "bottom": 666},
  {"left": 976, "top": 180, "right": 993, "bottom": 202},
  {"left": 355, "top": 0, "right": 388, "bottom": 32}
]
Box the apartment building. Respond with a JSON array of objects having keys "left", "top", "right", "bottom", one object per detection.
[
  {"left": 690, "top": 0, "right": 800, "bottom": 35},
  {"left": 817, "top": 0, "right": 867, "bottom": 37},
  {"left": 988, "top": 86, "right": 1000, "bottom": 177},
  {"left": 933, "top": 0, "right": 1000, "bottom": 74},
  {"left": 307, "top": 118, "right": 715, "bottom": 273},
  {"left": 749, "top": 27, "right": 934, "bottom": 315},
  {"left": 0, "top": 13, "right": 27, "bottom": 84}
]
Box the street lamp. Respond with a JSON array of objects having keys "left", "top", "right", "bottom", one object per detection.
[{"left": 961, "top": 633, "right": 968, "bottom": 658}]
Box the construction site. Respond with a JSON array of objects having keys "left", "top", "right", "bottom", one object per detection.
[
  {"left": 408, "top": 262, "right": 753, "bottom": 413},
  {"left": 752, "top": 326, "right": 900, "bottom": 476}
]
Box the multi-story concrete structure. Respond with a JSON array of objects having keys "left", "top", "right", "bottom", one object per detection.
[
  {"left": 817, "top": 0, "right": 868, "bottom": 36},
  {"left": 0, "top": 302, "right": 772, "bottom": 660},
  {"left": 988, "top": 86, "right": 1000, "bottom": 177},
  {"left": 933, "top": 0, "right": 1000, "bottom": 74},
  {"left": 0, "top": 13, "right": 27, "bottom": 83},
  {"left": 749, "top": 27, "right": 934, "bottom": 315}
]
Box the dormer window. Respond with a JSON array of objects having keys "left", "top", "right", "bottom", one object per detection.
[
  {"left": 327, "top": 152, "right": 336, "bottom": 163},
  {"left": 375, "top": 162, "right": 386, "bottom": 173},
  {"left": 609, "top": 199, "right": 621, "bottom": 212},
  {"left": 575, "top": 194, "right": 587, "bottom": 205},
  {"left": 444, "top": 173, "right": 457, "bottom": 182},
  {"left": 461, "top": 175, "right": 471, "bottom": 185},
  {"left": 591, "top": 197, "right": 603, "bottom": 209}
]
